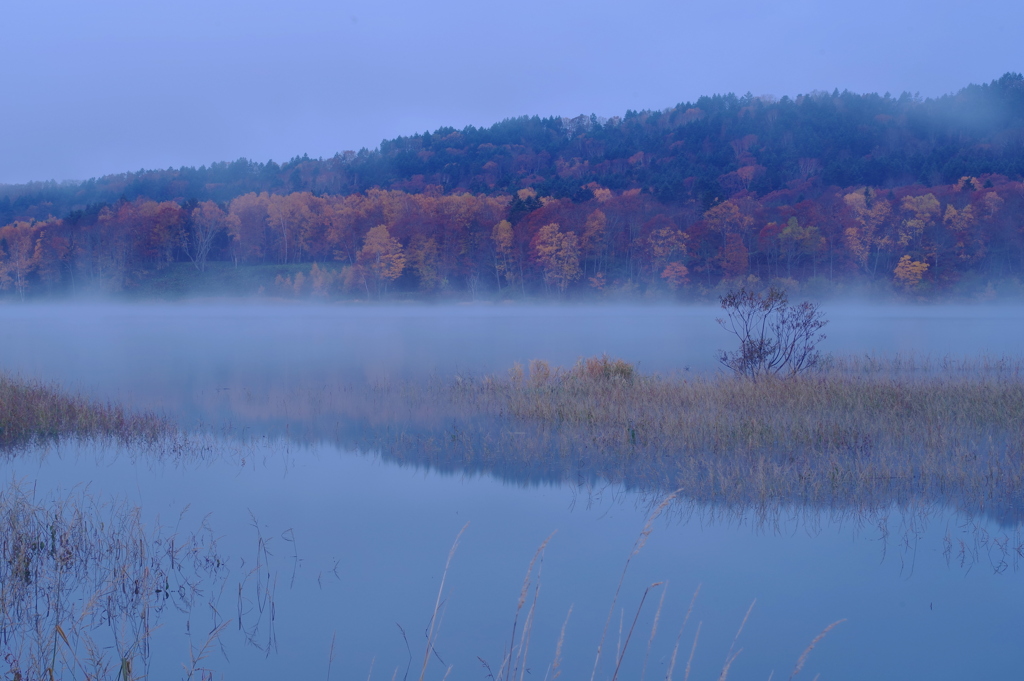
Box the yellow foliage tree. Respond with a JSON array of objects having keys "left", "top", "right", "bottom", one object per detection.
[
  {"left": 357, "top": 225, "right": 406, "bottom": 295},
  {"left": 0, "top": 221, "right": 40, "bottom": 300},
  {"left": 893, "top": 255, "right": 929, "bottom": 290},
  {"left": 898, "top": 194, "right": 940, "bottom": 247},
  {"left": 843, "top": 188, "right": 891, "bottom": 271},
  {"left": 491, "top": 220, "right": 516, "bottom": 290},
  {"left": 532, "top": 223, "right": 581, "bottom": 293}
]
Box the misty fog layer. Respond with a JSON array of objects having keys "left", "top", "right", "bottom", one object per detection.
[{"left": 1, "top": 302, "right": 1022, "bottom": 427}]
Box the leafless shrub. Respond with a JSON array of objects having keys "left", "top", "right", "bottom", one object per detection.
[{"left": 717, "top": 287, "right": 827, "bottom": 379}]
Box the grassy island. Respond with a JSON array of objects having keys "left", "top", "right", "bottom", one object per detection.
[{"left": 359, "top": 355, "right": 1024, "bottom": 521}]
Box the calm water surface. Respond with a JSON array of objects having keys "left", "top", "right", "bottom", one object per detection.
[{"left": 0, "top": 303, "right": 1022, "bottom": 680}]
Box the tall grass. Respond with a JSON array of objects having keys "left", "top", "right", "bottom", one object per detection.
[
  {"left": 429, "top": 501, "right": 846, "bottom": 681},
  {"left": 340, "top": 355, "right": 1024, "bottom": 522},
  {"left": 0, "top": 373, "right": 173, "bottom": 450}
]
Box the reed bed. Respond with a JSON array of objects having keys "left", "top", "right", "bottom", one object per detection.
[
  {"left": 0, "top": 481, "right": 228, "bottom": 681},
  {"left": 0, "top": 373, "right": 173, "bottom": 450},
  {"left": 353, "top": 355, "right": 1024, "bottom": 522}
]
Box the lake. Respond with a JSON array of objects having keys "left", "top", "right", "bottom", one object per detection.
[{"left": 0, "top": 302, "right": 1022, "bottom": 680}]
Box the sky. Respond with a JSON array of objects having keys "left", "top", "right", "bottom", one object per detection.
[{"left": 1, "top": 0, "right": 1021, "bottom": 185}]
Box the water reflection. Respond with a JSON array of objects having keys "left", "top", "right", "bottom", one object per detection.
[{"left": 2, "top": 439, "right": 1021, "bottom": 680}]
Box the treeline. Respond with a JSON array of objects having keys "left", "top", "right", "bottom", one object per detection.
[{"left": 1, "top": 174, "right": 1021, "bottom": 298}]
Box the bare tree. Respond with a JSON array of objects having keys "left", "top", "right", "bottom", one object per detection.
[
  {"left": 717, "top": 287, "right": 827, "bottom": 379},
  {"left": 184, "top": 201, "right": 233, "bottom": 272}
]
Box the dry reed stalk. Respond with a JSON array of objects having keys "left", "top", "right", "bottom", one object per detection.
[
  {"left": 683, "top": 621, "right": 701, "bottom": 681},
  {"left": 590, "top": 493, "right": 678, "bottom": 681},
  {"left": 327, "top": 630, "right": 337, "bottom": 681},
  {"left": 515, "top": 577, "right": 542, "bottom": 681},
  {"left": 664, "top": 585, "right": 700, "bottom": 681},
  {"left": 788, "top": 620, "right": 845, "bottom": 680},
  {"left": 640, "top": 581, "right": 668, "bottom": 681},
  {"left": 501, "top": 531, "right": 555, "bottom": 681},
  {"left": 417, "top": 523, "right": 468, "bottom": 681},
  {"left": 611, "top": 581, "right": 662, "bottom": 681},
  {"left": 550, "top": 605, "right": 572, "bottom": 680},
  {"left": 720, "top": 599, "right": 756, "bottom": 677},
  {"left": 182, "top": 619, "right": 231, "bottom": 681}
]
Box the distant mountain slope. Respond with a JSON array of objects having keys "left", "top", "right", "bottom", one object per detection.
[{"left": 2, "top": 73, "right": 1022, "bottom": 224}]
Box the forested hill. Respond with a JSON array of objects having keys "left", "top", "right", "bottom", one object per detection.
[
  {"left": 0, "top": 73, "right": 1023, "bottom": 300},
  {"left": 4, "top": 73, "right": 1023, "bottom": 218}
]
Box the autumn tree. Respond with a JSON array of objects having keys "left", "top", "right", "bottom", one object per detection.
[
  {"left": 660, "top": 262, "right": 690, "bottom": 290},
  {"left": 228, "top": 193, "right": 271, "bottom": 263},
  {"left": 32, "top": 220, "right": 72, "bottom": 292},
  {"left": 899, "top": 194, "right": 941, "bottom": 247},
  {"left": 580, "top": 209, "right": 607, "bottom": 278},
  {"left": 843, "top": 188, "right": 891, "bottom": 274},
  {"left": 356, "top": 224, "right": 406, "bottom": 296},
  {"left": 0, "top": 222, "right": 40, "bottom": 300},
  {"left": 266, "top": 193, "right": 312, "bottom": 263},
  {"left": 644, "top": 215, "right": 687, "bottom": 287},
  {"left": 409, "top": 236, "right": 442, "bottom": 291},
  {"left": 491, "top": 219, "right": 516, "bottom": 292},
  {"left": 702, "top": 200, "right": 754, "bottom": 279},
  {"left": 532, "top": 223, "right": 581, "bottom": 293},
  {"left": 893, "top": 255, "right": 929, "bottom": 290},
  {"left": 778, "top": 217, "right": 823, "bottom": 278}
]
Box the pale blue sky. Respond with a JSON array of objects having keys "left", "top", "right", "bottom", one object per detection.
[{"left": 1, "top": 0, "right": 1020, "bottom": 184}]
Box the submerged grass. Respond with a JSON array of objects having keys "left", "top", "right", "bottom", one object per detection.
[{"left": 0, "top": 373, "right": 173, "bottom": 450}]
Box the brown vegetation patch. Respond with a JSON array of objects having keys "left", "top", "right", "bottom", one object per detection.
[
  {"left": 0, "top": 374, "right": 173, "bottom": 449},
  {"left": 356, "top": 356, "right": 1024, "bottom": 521}
]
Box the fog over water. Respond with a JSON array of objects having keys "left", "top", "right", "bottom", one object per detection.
[
  {"left": 1, "top": 302, "right": 1022, "bottom": 680},
  {"left": 1, "top": 302, "right": 1023, "bottom": 428}
]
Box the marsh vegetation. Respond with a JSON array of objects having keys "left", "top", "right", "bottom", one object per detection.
[
  {"left": 0, "top": 374, "right": 172, "bottom": 451},
  {"left": 328, "top": 354, "right": 1024, "bottom": 522},
  {"left": 0, "top": 481, "right": 228, "bottom": 681}
]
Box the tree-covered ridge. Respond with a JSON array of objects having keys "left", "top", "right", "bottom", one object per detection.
[
  {"left": 0, "top": 74, "right": 1022, "bottom": 299},
  {"left": 2, "top": 73, "right": 1022, "bottom": 223}
]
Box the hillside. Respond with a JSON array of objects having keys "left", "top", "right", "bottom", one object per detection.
[{"left": 1, "top": 73, "right": 1022, "bottom": 299}]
